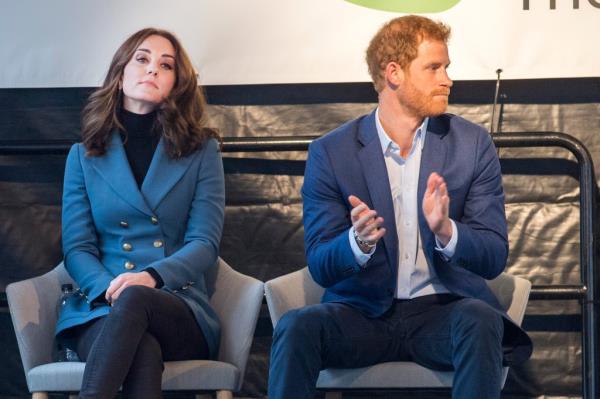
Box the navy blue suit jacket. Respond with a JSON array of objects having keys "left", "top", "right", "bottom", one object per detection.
[
  {"left": 57, "top": 133, "right": 225, "bottom": 358},
  {"left": 302, "top": 110, "right": 531, "bottom": 364}
]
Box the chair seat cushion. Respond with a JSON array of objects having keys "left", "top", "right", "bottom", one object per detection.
[
  {"left": 27, "top": 360, "right": 240, "bottom": 392},
  {"left": 317, "top": 362, "right": 454, "bottom": 389},
  {"left": 28, "top": 362, "right": 86, "bottom": 392},
  {"left": 162, "top": 360, "right": 240, "bottom": 391},
  {"left": 317, "top": 361, "right": 509, "bottom": 389}
]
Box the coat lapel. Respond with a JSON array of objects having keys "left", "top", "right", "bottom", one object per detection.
[
  {"left": 141, "top": 136, "right": 195, "bottom": 211},
  {"left": 418, "top": 116, "right": 449, "bottom": 258},
  {"left": 356, "top": 111, "right": 399, "bottom": 273},
  {"left": 89, "top": 132, "right": 153, "bottom": 216}
]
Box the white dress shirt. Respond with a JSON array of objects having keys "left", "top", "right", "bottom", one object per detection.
[{"left": 349, "top": 108, "right": 457, "bottom": 298}]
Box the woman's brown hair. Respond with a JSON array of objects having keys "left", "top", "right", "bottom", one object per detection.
[{"left": 81, "top": 27, "right": 219, "bottom": 158}]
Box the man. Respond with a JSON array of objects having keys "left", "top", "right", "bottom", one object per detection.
[{"left": 268, "top": 15, "right": 532, "bottom": 399}]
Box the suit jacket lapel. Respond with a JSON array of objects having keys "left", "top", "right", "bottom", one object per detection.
[
  {"left": 89, "top": 132, "right": 153, "bottom": 216},
  {"left": 418, "top": 116, "right": 449, "bottom": 258},
  {"left": 357, "top": 111, "right": 399, "bottom": 273},
  {"left": 141, "top": 136, "right": 195, "bottom": 211}
]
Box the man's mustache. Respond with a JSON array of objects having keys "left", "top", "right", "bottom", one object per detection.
[{"left": 431, "top": 89, "right": 451, "bottom": 96}]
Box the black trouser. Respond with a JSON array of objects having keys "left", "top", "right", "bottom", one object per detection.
[{"left": 72, "top": 286, "right": 209, "bottom": 399}]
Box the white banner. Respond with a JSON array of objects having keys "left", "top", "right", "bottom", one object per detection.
[{"left": 1, "top": 0, "right": 598, "bottom": 87}]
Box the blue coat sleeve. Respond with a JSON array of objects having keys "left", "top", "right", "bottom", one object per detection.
[
  {"left": 447, "top": 132, "right": 508, "bottom": 279},
  {"left": 146, "top": 139, "right": 225, "bottom": 288},
  {"left": 62, "top": 144, "right": 114, "bottom": 302},
  {"left": 302, "top": 140, "right": 361, "bottom": 288}
]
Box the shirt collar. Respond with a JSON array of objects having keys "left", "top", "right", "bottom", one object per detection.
[{"left": 375, "top": 107, "right": 428, "bottom": 157}]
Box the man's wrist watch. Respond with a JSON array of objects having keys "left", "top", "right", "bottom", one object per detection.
[{"left": 353, "top": 228, "right": 376, "bottom": 250}]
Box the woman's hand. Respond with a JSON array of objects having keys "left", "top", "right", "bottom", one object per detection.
[{"left": 105, "top": 272, "right": 156, "bottom": 304}]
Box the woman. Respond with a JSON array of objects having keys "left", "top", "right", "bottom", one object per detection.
[{"left": 55, "top": 28, "right": 225, "bottom": 398}]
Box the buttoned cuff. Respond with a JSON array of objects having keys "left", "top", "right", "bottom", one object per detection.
[
  {"left": 91, "top": 290, "right": 109, "bottom": 308},
  {"left": 435, "top": 219, "right": 458, "bottom": 260},
  {"left": 145, "top": 267, "right": 164, "bottom": 288},
  {"left": 349, "top": 227, "right": 375, "bottom": 267}
]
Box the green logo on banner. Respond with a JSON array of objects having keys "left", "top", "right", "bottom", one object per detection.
[{"left": 345, "top": 0, "right": 462, "bottom": 13}]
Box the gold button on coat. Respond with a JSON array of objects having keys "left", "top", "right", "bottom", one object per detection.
[
  {"left": 124, "top": 261, "right": 135, "bottom": 270},
  {"left": 153, "top": 240, "right": 163, "bottom": 248},
  {"left": 122, "top": 242, "right": 132, "bottom": 251},
  {"left": 151, "top": 216, "right": 159, "bottom": 225}
]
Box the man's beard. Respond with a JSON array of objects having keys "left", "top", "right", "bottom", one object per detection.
[{"left": 398, "top": 79, "right": 450, "bottom": 118}]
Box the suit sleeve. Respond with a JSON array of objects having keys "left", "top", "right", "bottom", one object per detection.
[
  {"left": 445, "top": 131, "right": 508, "bottom": 279},
  {"left": 62, "top": 144, "right": 114, "bottom": 302},
  {"left": 302, "top": 140, "right": 361, "bottom": 288},
  {"left": 146, "top": 138, "right": 225, "bottom": 287}
]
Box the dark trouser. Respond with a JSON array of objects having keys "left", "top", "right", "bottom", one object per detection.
[
  {"left": 71, "top": 286, "right": 209, "bottom": 399},
  {"left": 269, "top": 294, "right": 504, "bottom": 399}
]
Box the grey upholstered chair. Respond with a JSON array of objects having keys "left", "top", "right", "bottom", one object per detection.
[
  {"left": 265, "top": 267, "right": 531, "bottom": 399},
  {"left": 7, "top": 258, "right": 264, "bottom": 399}
]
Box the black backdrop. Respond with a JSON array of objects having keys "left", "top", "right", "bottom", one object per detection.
[{"left": 1, "top": 78, "right": 599, "bottom": 398}]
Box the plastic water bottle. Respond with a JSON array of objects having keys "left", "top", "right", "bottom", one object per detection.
[{"left": 55, "top": 283, "right": 80, "bottom": 362}]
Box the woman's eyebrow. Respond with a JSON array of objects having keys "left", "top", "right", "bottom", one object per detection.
[{"left": 135, "top": 48, "right": 175, "bottom": 60}]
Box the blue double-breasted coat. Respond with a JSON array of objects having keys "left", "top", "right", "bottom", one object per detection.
[{"left": 57, "top": 133, "right": 225, "bottom": 358}]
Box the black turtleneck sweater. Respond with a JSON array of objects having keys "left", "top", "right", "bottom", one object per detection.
[
  {"left": 119, "top": 108, "right": 160, "bottom": 188},
  {"left": 115, "top": 108, "right": 164, "bottom": 289}
]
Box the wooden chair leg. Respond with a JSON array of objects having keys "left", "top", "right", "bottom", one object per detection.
[
  {"left": 216, "top": 390, "right": 233, "bottom": 399},
  {"left": 325, "top": 392, "right": 343, "bottom": 399},
  {"left": 32, "top": 393, "right": 49, "bottom": 399}
]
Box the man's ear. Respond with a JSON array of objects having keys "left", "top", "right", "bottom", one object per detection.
[{"left": 384, "top": 62, "right": 404, "bottom": 88}]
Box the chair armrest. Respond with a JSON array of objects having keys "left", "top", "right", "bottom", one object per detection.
[
  {"left": 265, "top": 267, "right": 324, "bottom": 327},
  {"left": 6, "top": 263, "right": 71, "bottom": 376},
  {"left": 209, "top": 258, "right": 264, "bottom": 391},
  {"left": 486, "top": 272, "right": 531, "bottom": 326}
]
